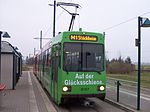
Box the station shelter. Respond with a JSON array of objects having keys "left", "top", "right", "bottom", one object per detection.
[{"left": 1, "top": 41, "right": 22, "bottom": 89}]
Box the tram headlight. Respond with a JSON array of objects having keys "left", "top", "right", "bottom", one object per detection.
[
  {"left": 62, "top": 86, "right": 71, "bottom": 92},
  {"left": 97, "top": 85, "right": 105, "bottom": 91},
  {"left": 100, "top": 86, "right": 105, "bottom": 91}
]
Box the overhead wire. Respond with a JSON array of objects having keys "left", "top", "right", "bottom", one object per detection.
[
  {"left": 100, "top": 11, "right": 150, "bottom": 32},
  {"left": 100, "top": 17, "right": 137, "bottom": 32}
]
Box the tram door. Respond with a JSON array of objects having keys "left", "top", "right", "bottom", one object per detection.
[{"left": 51, "top": 45, "right": 60, "bottom": 101}]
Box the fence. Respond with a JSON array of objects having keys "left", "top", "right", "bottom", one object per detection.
[{"left": 106, "top": 77, "right": 138, "bottom": 109}]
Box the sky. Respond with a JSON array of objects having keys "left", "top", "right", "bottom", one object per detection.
[{"left": 1, "top": 0, "right": 150, "bottom": 63}]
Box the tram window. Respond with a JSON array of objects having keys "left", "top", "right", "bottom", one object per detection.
[
  {"left": 63, "top": 43, "right": 104, "bottom": 72},
  {"left": 47, "top": 53, "right": 49, "bottom": 66}
]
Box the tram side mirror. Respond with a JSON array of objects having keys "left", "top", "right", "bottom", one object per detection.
[
  {"left": 57, "top": 46, "right": 60, "bottom": 50},
  {"left": 56, "top": 44, "right": 61, "bottom": 50}
]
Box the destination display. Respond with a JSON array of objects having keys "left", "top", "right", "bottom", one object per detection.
[{"left": 69, "top": 35, "right": 98, "bottom": 41}]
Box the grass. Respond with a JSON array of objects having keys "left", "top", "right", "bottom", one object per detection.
[
  {"left": 142, "top": 65, "right": 150, "bottom": 70},
  {"left": 107, "top": 71, "right": 150, "bottom": 89},
  {"left": 135, "top": 65, "right": 150, "bottom": 71},
  {"left": 22, "top": 65, "right": 30, "bottom": 71}
]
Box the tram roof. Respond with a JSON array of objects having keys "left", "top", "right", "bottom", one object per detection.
[{"left": 35, "top": 31, "right": 103, "bottom": 55}]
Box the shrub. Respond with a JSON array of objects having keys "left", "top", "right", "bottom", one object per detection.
[{"left": 106, "top": 56, "right": 135, "bottom": 74}]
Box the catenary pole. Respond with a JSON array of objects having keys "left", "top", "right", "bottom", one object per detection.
[{"left": 53, "top": 0, "right": 56, "bottom": 37}]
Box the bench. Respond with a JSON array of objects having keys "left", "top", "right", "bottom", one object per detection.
[{"left": 0, "top": 84, "right": 6, "bottom": 91}]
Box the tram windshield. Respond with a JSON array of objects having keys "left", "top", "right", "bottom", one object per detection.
[{"left": 63, "top": 43, "right": 104, "bottom": 72}]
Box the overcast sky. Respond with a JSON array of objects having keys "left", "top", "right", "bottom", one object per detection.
[{"left": 1, "top": 0, "right": 150, "bottom": 63}]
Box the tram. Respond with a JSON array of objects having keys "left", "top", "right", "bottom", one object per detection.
[{"left": 34, "top": 30, "right": 106, "bottom": 105}]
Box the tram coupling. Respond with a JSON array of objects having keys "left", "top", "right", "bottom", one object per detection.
[{"left": 83, "top": 99, "right": 95, "bottom": 107}]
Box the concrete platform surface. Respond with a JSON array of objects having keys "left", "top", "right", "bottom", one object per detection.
[{"left": 0, "top": 71, "right": 57, "bottom": 112}]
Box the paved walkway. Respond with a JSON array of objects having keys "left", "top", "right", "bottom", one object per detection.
[{"left": 0, "top": 71, "right": 57, "bottom": 112}]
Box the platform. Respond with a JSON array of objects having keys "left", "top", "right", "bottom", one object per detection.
[{"left": 0, "top": 71, "right": 57, "bottom": 112}]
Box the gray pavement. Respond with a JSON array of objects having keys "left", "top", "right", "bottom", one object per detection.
[
  {"left": 0, "top": 71, "right": 57, "bottom": 112},
  {"left": 106, "top": 84, "right": 150, "bottom": 112}
]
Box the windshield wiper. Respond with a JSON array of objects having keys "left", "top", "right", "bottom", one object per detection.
[
  {"left": 65, "top": 66, "right": 69, "bottom": 74},
  {"left": 95, "top": 70, "right": 101, "bottom": 74}
]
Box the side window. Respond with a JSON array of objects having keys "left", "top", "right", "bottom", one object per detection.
[
  {"left": 46, "top": 49, "right": 49, "bottom": 66},
  {"left": 48, "top": 48, "right": 52, "bottom": 66},
  {"left": 58, "top": 44, "right": 61, "bottom": 68},
  {"left": 55, "top": 44, "right": 61, "bottom": 68}
]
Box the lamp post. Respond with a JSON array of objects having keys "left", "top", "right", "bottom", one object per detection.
[{"left": 136, "top": 16, "right": 150, "bottom": 110}]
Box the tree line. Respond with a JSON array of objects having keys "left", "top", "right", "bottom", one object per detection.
[{"left": 106, "top": 56, "right": 135, "bottom": 74}]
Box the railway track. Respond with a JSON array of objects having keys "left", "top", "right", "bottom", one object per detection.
[
  {"left": 57, "top": 98, "right": 101, "bottom": 112},
  {"left": 52, "top": 98, "right": 127, "bottom": 112}
]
